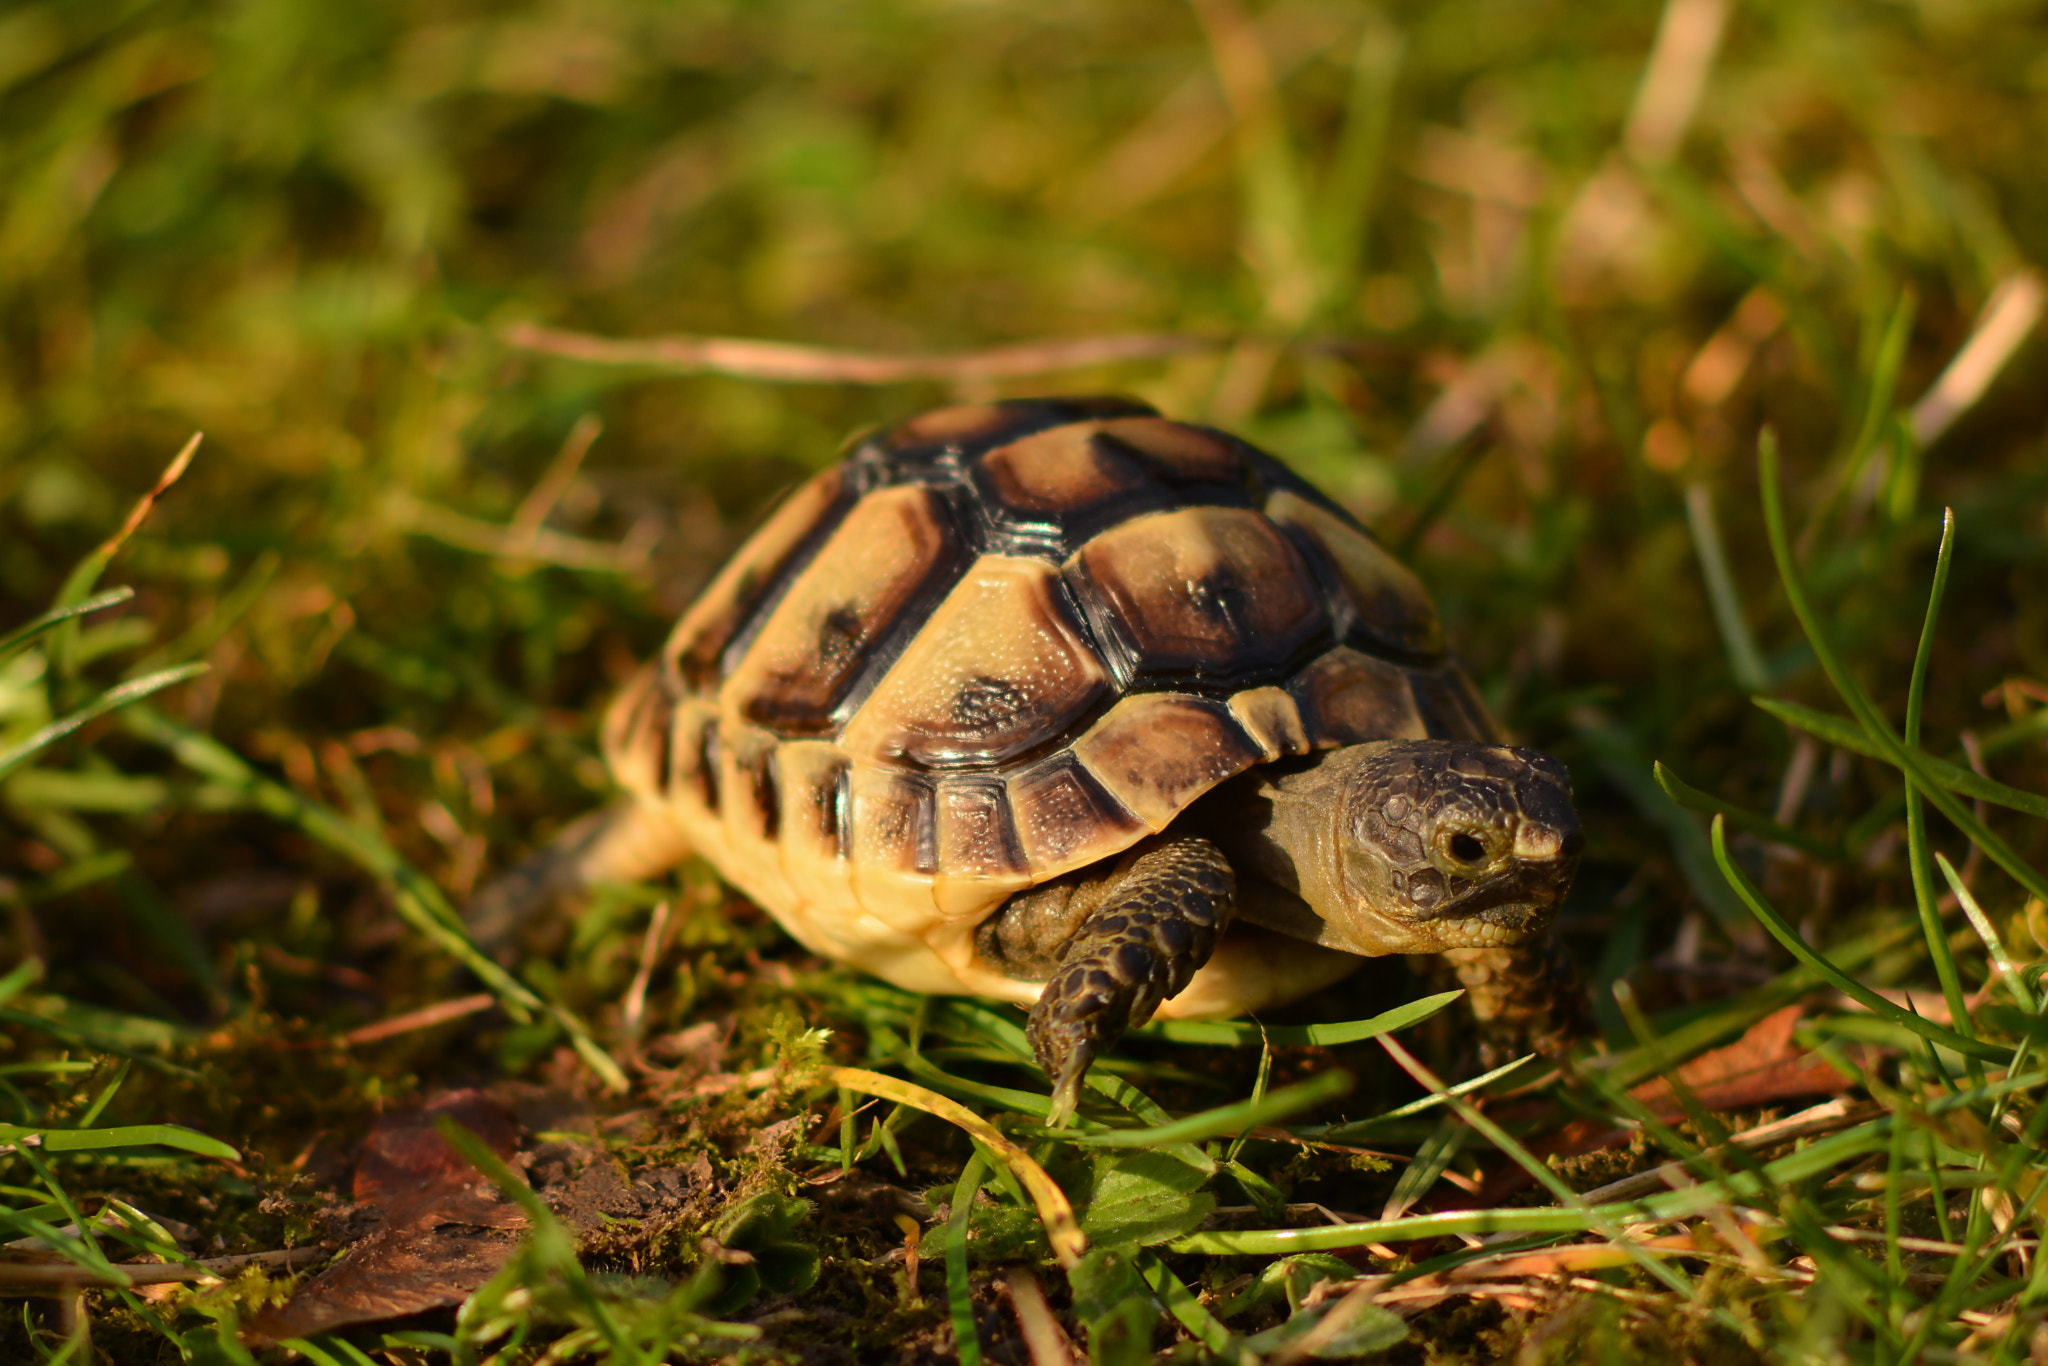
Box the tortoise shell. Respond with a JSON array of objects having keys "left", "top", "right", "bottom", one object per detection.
[{"left": 602, "top": 397, "right": 1500, "bottom": 1008}]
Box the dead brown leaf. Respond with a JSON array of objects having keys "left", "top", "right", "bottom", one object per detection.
[
  {"left": 1627, "top": 1005, "right": 1847, "bottom": 1120},
  {"left": 244, "top": 1090, "right": 528, "bottom": 1345}
]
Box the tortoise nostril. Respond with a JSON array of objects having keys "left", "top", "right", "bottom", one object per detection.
[{"left": 1447, "top": 832, "right": 1486, "bottom": 864}]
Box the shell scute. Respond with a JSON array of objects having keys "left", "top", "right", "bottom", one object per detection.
[
  {"left": 975, "top": 423, "right": 1151, "bottom": 521},
  {"left": 1410, "top": 665, "right": 1503, "bottom": 743},
  {"left": 839, "top": 556, "right": 1107, "bottom": 769},
  {"left": 1093, "top": 417, "right": 1245, "bottom": 487},
  {"left": 881, "top": 402, "right": 1023, "bottom": 452},
  {"left": 848, "top": 765, "right": 937, "bottom": 877},
  {"left": 1007, "top": 753, "right": 1147, "bottom": 872},
  {"left": 1070, "top": 692, "right": 1267, "bottom": 830},
  {"left": 1068, "top": 505, "right": 1328, "bottom": 687},
  {"left": 720, "top": 483, "right": 963, "bottom": 735},
  {"left": 1227, "top": 685, "right": 1312, "bottom": 761},
  {"left": 1288, "top": 647, "right": 1429, "bottom": 747},
  {"left": 932, "top": 777, "right": 1030, "bottom": 917},
  {"left": 1266, "top": 490, "right": 1444, "bottom": 660},
  {"left": 663, "top": 466, "right": 850, "bottom": 692}
]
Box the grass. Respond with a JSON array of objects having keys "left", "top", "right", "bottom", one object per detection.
[{"left": 2, "top": 0, "right": 2047, "bottom": 1361}]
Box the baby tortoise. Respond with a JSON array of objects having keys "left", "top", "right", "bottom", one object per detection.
[{"left": 473, "top": 397, "right": 1585, "bottom": 1117}]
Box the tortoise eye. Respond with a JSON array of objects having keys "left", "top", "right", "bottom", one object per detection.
[{"left": 1446, "top": 832, "right": 1487, "bottom": 865}]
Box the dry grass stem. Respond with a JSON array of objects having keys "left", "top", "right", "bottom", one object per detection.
[
  {"left": 503, "top": 323, "right": 1230, "bottom": 384},
  {"left": 341, "top": 992, "right": 497, "bottom": 1045}
]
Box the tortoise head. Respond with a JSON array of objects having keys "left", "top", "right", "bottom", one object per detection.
[
  {"left": 1233, "top": 740, "right": 1581, "bottom": 956},
  {"left": 1333, "top": 740, "right": 1580, "bottom": 951}
]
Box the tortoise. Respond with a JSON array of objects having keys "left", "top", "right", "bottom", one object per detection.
[{"left": 472, "top": 396, "right": 1585, "bottom": 1116}]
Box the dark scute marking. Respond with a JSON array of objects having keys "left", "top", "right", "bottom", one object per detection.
[
  {"left": 951, "top": 673, "right": 1033, "bottom": 733},
  {"left": 603, "top": 672, "right": 673, "bottom": 797},
  {"left": 647, "top": 692, "right": 675, "bottom": 797},
  {"left": 875, "top": 396, "right": 1159, "bottom": 463},
  {"left": 1287, "top": 649, "right": 1426, "bottom": 747},
  {"left": 667, "top": 466, "right": 851, "bottom": 692},
  {"left": 858, "top": 771, "right": 938, "bottom": 875},
  {"left": 823, "top": 760, "right": 850, "bottom": 859},
  {"left": 1093, "top": 417, "right": 1247, "bottom": 489},
  {"left": 817, "top": 606, "right": 864, "bottom": 677},
  {"left": 697, "top": 720, "right": 722, "bottom": 813},
  {"left": 727, "top": 484, "right": 965, "bottom": 736},
  {"left": 1077, "top": 694, "right": 1268, "bottom": 828},
  {"left": 977, "top": 424, "right": 1153, "bottom": 518},
  {"left": 733, "top": 742, "right": 780, "bottom": 842}
]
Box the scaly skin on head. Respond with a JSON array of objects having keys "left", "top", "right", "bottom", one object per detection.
[{"left": 1213, "top": 739, "right": 1583, "bottom": 957}]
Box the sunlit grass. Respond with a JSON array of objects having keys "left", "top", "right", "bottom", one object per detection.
[{"left": 3, "top": 0, "right": 2046, "bottom": 1361}]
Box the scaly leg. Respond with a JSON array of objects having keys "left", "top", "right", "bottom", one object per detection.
[
  {"left": 1438, "top": 933, "right": 1590, "bottom": 1067},
  {"left": 1022, "top": 836, "right": 1235, "bottom": 1121}
]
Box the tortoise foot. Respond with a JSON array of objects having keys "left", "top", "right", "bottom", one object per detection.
[{"left": 1025, "top": 836, "right": 1234, "bottom": 1122}]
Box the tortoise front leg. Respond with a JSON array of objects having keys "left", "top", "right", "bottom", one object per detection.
[
  {"left": 1024, "top": 836, "right": 1236, "bottom": 1121},
  {"left": 1438, "top": 935, "right": 1591, "bottom": 1066}
]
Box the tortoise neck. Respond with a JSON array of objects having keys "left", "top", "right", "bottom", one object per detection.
[{"left": 1196, "top": 758, "right": 1352, "bottom": 935}]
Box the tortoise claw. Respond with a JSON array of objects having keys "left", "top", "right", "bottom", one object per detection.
[
  {"left": 1025, "top": 835, "right": 1236, "bottom": 1119},
  {"left": 1029, "top": 970, "right": 1112, "bottom": 1125}
]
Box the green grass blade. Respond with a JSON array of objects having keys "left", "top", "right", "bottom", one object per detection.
[
  {"left": 1654, "top": 760, "right": 1839, "bottom": 859},
  {"left": 1757, "top": 431, "right": 2048, "bottom": 908},
  {"left": 1939, "top": 851, "right": 2036, "bottom": 1013},
  {"left": 945, "top": 1154, "right": 988, "bottom": 1366},
  {"left": 1133, "top": 990, "right": 1462, "bottom": 1046},
  {"left": 0, "top": 588, "right": 135, "bottom": 662},
  {"left": 1754, "top": 697, "right": 2048, "bottom": 820},
  {"left": 1901, "top": 508, "right": 1976, "bottom": 1064},
  {"left": 1708, "top": 814, "right": 2002, "bottom": 1062},
  {"left": 1811, "top": 286, "right": 1918, "bottom": 541},
  {"left": 1137, "top": 1250, "right": 1233, "bottom": 1353},
  {"left": 1058, "top": 1068, "right": 1352, "bottom": 1148},
  {"left": 0, "top": 663, "right": 208, "bottom": 781},
  {"left": 1307, "top": 1051, "right": 1540, "bottom": 1140},
  {"left": 0, "top": 1123, "right": 239, "bottom": 1159},
  {"left": 74, "top": 1059, "right": 130, "bottom": 1129},
  {"left": 123, "top": 705, "right": 626, "bottom": 1090},
  {"left": 1684, "top": 484, "right": 1770, "bottom": 692},
  {"left": 0, "top": 959, "right": 41, "bottom": 1008}
]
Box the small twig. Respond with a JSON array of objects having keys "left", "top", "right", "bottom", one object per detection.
[
  {"left": 93, "top": 433, "right": 202, "bottom": 565},
  {"left": 390, "top": 491, "right": 655, "bottom": 575},
  {"left": 341, "top": 992, "right": 496, "bottom": 1045},
  {"left": 1003, "top": 1265, "right": 1077, "bottom": 1366},
  {"left": 1575, "top": 1098, "right": 1876, "bottom": 1207},
  {"left": 621, "top": 900, "right": 672, "bottom": 1046},
  {"left": 504, "top": 322, "right": 1228, "bottom": 384},
  {"left": 1910, "top": 270, "right": 2044, "bottom": 447},
  {"left": 509, "top": 414, "right": 603, "bottom": 551}
]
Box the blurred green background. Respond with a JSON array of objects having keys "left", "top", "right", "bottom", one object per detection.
[
  {"left": 5, "top": 0, "right": 2048, "bottom": 1360},
  {"left": 3, "top": 0, "right": 2046, "bottom": 1088}
]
